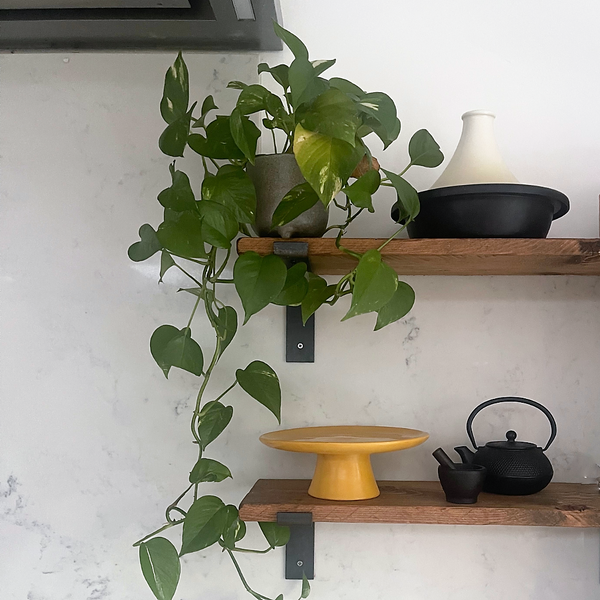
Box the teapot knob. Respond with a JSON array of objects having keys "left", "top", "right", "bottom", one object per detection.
[{"left": 506, "top": 430, "right": 517, "bottom": 442}]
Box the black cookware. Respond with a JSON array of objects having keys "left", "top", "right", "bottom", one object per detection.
[
  {"left": 390, "top": 184, "right": 570, "bottom": 238},
  {"left": 454, "top": 396, "right": 557, "bottom": 495}
]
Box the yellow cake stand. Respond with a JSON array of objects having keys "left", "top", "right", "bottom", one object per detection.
[{"left": 260, "top": 425, "right": 429, "bottom": 501}]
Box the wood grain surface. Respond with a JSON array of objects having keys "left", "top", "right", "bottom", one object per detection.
[
  {"left": 236, "top": 238, "right": 600, "bottom": 276},
  {"left": 239, "top": 480, "right": 600, "bottom": 527}
]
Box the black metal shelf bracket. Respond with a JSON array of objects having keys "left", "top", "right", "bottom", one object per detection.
[
  {"left": 273, "top": 241, "right": 315, "bottom": 363},
  {"left": 277, "top": 512, "right": 315, "bottom": 580}
]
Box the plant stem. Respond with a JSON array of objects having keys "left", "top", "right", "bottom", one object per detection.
[
  {"left": 377, "top": 221, "right": 410, "bottom": 252},
  {"left": 165, "top": 483, "right": 194, "bottom": 523},
  {"left": 214, "top": 381, "right": 238, "bottom": 403},
  {"left": 190, "top": 332, "right": 222, "bottom": 446},
  {"left": 398, "top": 162, "right": 413, "bottom": 177},
  {"left": 165, "top": 251, "right": 208, "bottom": 267},
  {"left": 212, "top": 247, "right": 231, "bottom": 281},
  {"left": 167, "top": 506, "right": 187, "bottom": 520},
  {"left": 231, "top": 546, "right": 273, "bottom": 555},
  {"left": 225, "top": 548, "right": 274, "bottom": 600},
  {"left": 335, "top": 272, "right": 352, "bottom": 295},
  {"left": 335, "top": 229, "right": 362, "bottom": 260},
  {"left": 132, "top": 520, "right": 184, "bottom": 547},
  {"left": 187, "top": 296, "right": 202, "bottom": 328},
  {"left": 183, "top": 257, "right": 210, "bottom": 266},
  {"left": 271, "top": 127, "right": 278, "bottom": 154},
  {"left": 173, "top": 261, "right": 203, "bottom": 287}
]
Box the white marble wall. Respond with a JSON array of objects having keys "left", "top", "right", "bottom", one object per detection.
[{"left": 2, "top": 1, "right": 600, "bottom": 599}]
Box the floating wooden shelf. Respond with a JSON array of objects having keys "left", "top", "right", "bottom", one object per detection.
[
  {"left": 236, "top": 238, "right": 600, "bottom": 276},
  {"left": 240, "top": 480, "right": 600, "bottom": 528}
]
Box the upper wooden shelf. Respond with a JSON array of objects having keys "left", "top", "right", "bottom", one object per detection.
[
  {"left": 236, "top": 238, "right": 600, "bottom": 276},
  {"left": 239, "top": 480, "right": 600, "bottom": 528}
]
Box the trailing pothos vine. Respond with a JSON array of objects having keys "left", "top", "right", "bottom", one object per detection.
[{"left": 128, "top": 21, "right": 442, "bottom": 600}]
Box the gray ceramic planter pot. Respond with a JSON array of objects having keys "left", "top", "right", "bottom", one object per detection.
[{"left": 247, "top": 153, "right": 328, "bottom": 238}]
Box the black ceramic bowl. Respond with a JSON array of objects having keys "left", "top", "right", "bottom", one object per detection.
[
  {"left": 391, "top": 183, "right": 569, "bottom": 238},
  {"left": 438, "top": 464, "right": 487, "bottom": 504}
]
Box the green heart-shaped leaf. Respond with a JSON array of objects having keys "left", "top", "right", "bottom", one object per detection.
[
  {"left": 157, "top": 209, "right": 207, "bottom": 259},
  {"left": 258, "top": 62, "right": 290, "bottom": 90},
  {"left": 272, "top": 262, "right": 309, "bottom": 306},
  {"left": 192, "top": 95, "right": 218, "bottom": 128},
  {"left": 233, "top": 252, "right": 287, "bottom": 324},
  {"left": 273, "top": 21, "right": 309, "bottom": 60},
  {"left": 159, "top": 251, "right": 175, "bottom": 283},
  {"left": 265, "top": 94, "right": 288, "bottom": 122},
  {"left": 181, "top": 496, "right": 226, "bottom": 556},
  {"left": 157, "top": 164, "right": 196, "bottom": 212},
  {"left": 189, "top": 458, "right": 232, "bottom": 483},
  {"left": 312, "top": 58, "right": 336, "bottom": 77},
  {"left": 201, "top": 94, "right": 217, "bottom": 116},
  {"left": 301, "top": 573, "right": 311, "bottom": 598},
  {"left": 150, "top": 325, "right": 204, "bottom": 378},
  {"left": 374, "top": 281, "right": 415, "bottom": 331},
  {"left": 360, "top": 114, "right": 401, "bottom": 149},
  {"left": 197, "top": 201, "right": 238, "bottom": 249},
  {"left": 293, "top": 68, "right": 329, "bottom": 108},
  {"left": 214, "top": 306, "right": 237, "bottom": 356},
  {"left": 271, "top": 182, "right": 320, "bottom": 228},
  {"left": 357, "top": 92, "right": 397, "bottom": 130},
  {"left": 160, "top": 52, "right": 189, "bottom": 125},
  {"left": 197, "top": 401, "right": 234, "bottom": 450},
  {"left": 301, "top": 273, "right": 336, "bottom": 324},
  {"left": 236, "top": 360, "right": 281, "bottom": 423},
  {"left": 357, "top": 90, "right": 400, "bottom": 149},
  {"left": 128, "top": 224, "right": 162, "bottom": 262},
  {"left": 329, "top": 77, "right": 365, "bottom": 97},
  {"left": 408, "top": 129, "right": 444, "bottom": 168},
  {"left": 343, "top": 169, "right": 381, "bottom": 212},
  {"left": 230, "top": 108, "right": 260, "bottom": 164},
  {"left": 343, "top": 249, "right": 397, "bottom": 320},
  {"left": 158, "top": 103, "right": 195, "bottom": 158},
  {"left": 259, "top": 522, "right": 290, "bottom": 548},
  {"left": 178, "top": 287, "right": 203, "bottom": 298},
  {"left": 221, "top": 505, "right": 246, "bottom": 550},
  {"left": 236, "top": 84, "right": 271, "bottom": 115},
  {"left": 188, "top": 116, "right": 244, "bottom": 160},
  {"left": 381, "top": 169, "right": 420, "bottom": 221},
  {"left": 299, "top": 88, "right": 360, "bottom": 146},
  {"left": 293, "top": 124, "right": 364, "bottom": 207},
  {"left": 202, "top": 165, "right": 256, "bottom": 224},
  {"left": 139, "top": 537, "right": 181, "bottom": 600}
]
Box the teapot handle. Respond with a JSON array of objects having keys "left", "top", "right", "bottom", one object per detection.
[{"left": 466, "top": 396, "right": 557, "bottom": 451}]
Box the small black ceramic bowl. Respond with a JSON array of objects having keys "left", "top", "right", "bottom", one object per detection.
[
  {"left": 438, "top": 464, "right": 487, "bottom": 504},
  {"left": 391, "top": 183, "right": 569, "bottom": 238}
]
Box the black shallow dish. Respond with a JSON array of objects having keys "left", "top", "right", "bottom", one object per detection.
[{"left": 391, "top": 183, "right": 570, "bottom": 238}]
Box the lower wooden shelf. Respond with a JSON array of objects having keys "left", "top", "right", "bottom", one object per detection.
[{"left": 239, "top": 479, "right": 600, "bottom": 528}]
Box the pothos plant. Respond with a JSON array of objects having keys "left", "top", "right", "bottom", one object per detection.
[{"left": 128, "top": 21, "right": 443, "bottom": 600}]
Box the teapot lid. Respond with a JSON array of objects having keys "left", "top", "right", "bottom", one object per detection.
[{"left": 485, "top": 430, "right": 537, "bottom": 450}]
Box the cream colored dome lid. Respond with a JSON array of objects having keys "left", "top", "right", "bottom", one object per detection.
[{"left": 431, "top": 110, "right": 518, "bottom": 189}]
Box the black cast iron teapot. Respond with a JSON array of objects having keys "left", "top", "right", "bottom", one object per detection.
[{"left": 454, "top": 396, "right": 557, "bottom": 495}]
